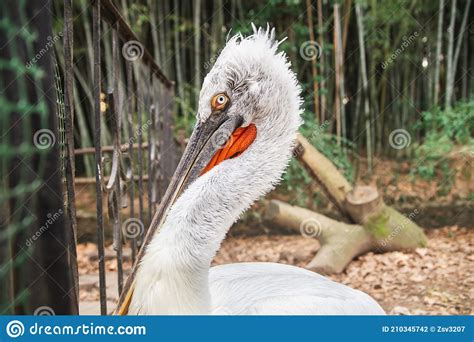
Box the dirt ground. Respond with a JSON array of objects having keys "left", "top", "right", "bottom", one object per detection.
[
  {"left": 217, "top": 226, "right": 473, "bottom": 315},
  {"left": 78, "top": 225, "right": 473, "bottom": 315}
]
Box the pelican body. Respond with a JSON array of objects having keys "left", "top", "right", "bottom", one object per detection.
[{"left": 121, "top": 26, "right": 384, "bottom": 315}]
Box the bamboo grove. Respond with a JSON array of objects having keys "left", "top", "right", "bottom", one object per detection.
[{"left": 53, "top": 0, "right": 473, "bottom": 177}]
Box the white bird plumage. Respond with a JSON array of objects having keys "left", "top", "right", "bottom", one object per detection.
[{"left": 129, "top": 26, "right": 385, "bottom": 315}]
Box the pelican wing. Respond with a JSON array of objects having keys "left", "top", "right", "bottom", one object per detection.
[{"left": 209, "top": 262, "right": 385, "bottom": 315}]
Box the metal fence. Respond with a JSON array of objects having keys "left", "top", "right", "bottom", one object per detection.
[
  {"left": 0, "top": 0, "right": 177, "bottom": 315},
  {"left": 61, "top": 0, "right": 178, "bottom": 314}
]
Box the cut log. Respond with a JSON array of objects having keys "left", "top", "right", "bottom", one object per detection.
[
  {"left": 264, "top": 200, "right": 427, "bottom": 274},
  {"left": 265, "top": 200, "right": 371, "bottom": 274},
  {"left": 295, "top": 133, "right": 352, "bottom": 218},
  {"left": 264, "top": 135, "right": 428, "bottom": 274},
  {"left": 345, "top": 185, "right": 383, "bottom": 224}
]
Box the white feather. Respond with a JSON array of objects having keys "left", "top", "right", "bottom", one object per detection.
[
  {"left": 210, "top": 263, "right": 384, "bottom": 315},
  {"left": 129, "top": 27, "right": 384, "bottom": 315}
]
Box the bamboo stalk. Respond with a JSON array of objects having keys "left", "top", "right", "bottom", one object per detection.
[
  {"left": 447, "top": 0, "right": 472, "bottom": 106},
  {"left": 316, "top": 0, "right": 327, "bottom": 121},
  {"left": 334, "top": 4, "right": 346, "bottom": 147},
  {"left": 445, "top": 0, "right": 457, "bottom": 108},
  {"left": 433, "top": 0, "right": 445, "bottom": 105},
  {"left": 355, "top": 4, "right": 372, "bottom": 174},
  {"left": 194, "top": 0, "right": 202, "bottom": 106},
  {"left": 305, "top": 0, "right": 320, "bottom": 123},
  {"left": 333, "top": 4, "right": 342, "bottom": 146},
  {"left": 341, "top": 0, "right": 352, "bottom": 54}
]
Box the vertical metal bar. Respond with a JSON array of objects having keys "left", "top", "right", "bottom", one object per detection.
[
  {"left": 63, "top": 0, "right": 79, "bottom": 311},
  {"left": 157, "top": 85, "right": 167, "bottom": 198},
  {"left": 136, "top": 66, "right": 144, "bottom": 240},
  {"left": 169, "top": 87, "right": 178, "bottom": 171},
  {"left": 125, "top": 60, "right": 136, "bottom": 263},
  {"left": 115, "top": 182, "right": 124, "bottom": 296},
  {"left": 162, "top": 86, "right": 176, "bottom": 184},
  {"left": 106, "top": 90, "right": 124, "bottom": 296},
  {"left": 111, "top": 25, "right": 124, "bottom": 296},
  {"left": 92, "top": 0, "right": 107, "bottom": 315},
  {"left": 147, "top": 74, "right": 154, "bottom": 224},
  {"left": 149, "top": 77, "right": 160, "bottom": 209},
  {"left": 168, "top": 87, "right": 178, "bottom": 172}
]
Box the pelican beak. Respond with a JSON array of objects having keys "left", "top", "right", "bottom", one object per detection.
[
  {"left": 115, "top": 113, "right": 249, "bottom": 314},
  {"left": 173, "top": 114, "right": 244, "bottom": 189}
]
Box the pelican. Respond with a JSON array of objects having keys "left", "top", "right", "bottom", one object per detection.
[{"left": 119, "top": 26, "right": 385, "bottom": 315}]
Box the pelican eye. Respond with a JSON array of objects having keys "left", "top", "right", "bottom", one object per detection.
[{"left": 211, "top": 93, "right": 229, "bottom": 111}]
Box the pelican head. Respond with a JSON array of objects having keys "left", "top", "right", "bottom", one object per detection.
[{"left": 160, "top": 25, "right": 302, "bottom": 213}]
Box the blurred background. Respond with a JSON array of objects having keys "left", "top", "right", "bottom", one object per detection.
[
  {"left": 0, "top": 0, "right": 472, "bottom": 316},
  {"left": 63, "top": 0, "right": 473, "bottom": 209}
]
